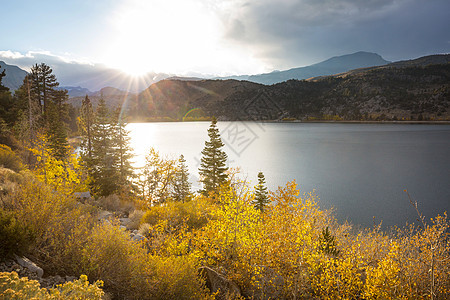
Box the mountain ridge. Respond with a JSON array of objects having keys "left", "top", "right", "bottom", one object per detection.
[
  {"left": 127, "top": 54, "right": 449, "bottom": 121},
  {"left": 0, "top": 61, "right": 28, "bottom": 92}
]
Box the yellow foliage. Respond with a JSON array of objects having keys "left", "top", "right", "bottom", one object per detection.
[
  {"left": 0, "top": 271, "right": 104, "bottom": 300},
  {"left": 29, "top": 133, "right": 87, "bottom": 195},
  {"left": 194, "top": 180, "right": 450, "bottom": 299}
]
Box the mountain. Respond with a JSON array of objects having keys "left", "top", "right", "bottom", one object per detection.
[
  {"left": 58, "top": 86, "right": 93, "bottom": 98},
  {"left": 68, "top": 87, "right": 137, "bottom": 109},
  {"left": 244, "top": 52, "right": 390, "bottom": 85},
  {"left": 0, "top": 61, "right": 27, "bottom": 92},
  {"left": 126, "top": 79, "right": 262, "bottom": 120},
  {"left": 0, "top": 57, "right": 172, "bottom": 93},
  {"left": 51, "top": 64, "right": 171, "bottom": 93},
  {"left": 127, "top": 54, "right": 449, "bottom": 122}
]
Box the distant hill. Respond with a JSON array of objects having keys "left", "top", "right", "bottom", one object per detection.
[
  {"left": 68, "top": 86, "right": 137, "bottom": 109},
  {"left": 214, "top": 52, "right": 390, "bottom": 85},
  {"left": 0, "top": 61, "right": 27, "bottom": 92},
  {"left": 126, "top": 79, "right": 262, "bottom": 120},
  {"left": 51, "top": 64, "right": 171, "bottom": 93},
  {"left": 58, "top": 86, "right": 93, "bottom": 98},
  {"left": 127, "top": 54, "right": 449, "bottom": 121},
  {"left": 245, "top": 51, "right": 390, "bottom": 85},
  {"left": 1, "top": 51, "right": 391, "bottom": 95}
]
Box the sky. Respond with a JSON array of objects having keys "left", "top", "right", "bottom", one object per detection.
[{"left": 1, "top": 0, "right": 449, "bottom": 77}]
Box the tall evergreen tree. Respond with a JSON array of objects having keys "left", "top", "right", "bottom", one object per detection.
[
  {"left": 13, "top": 76, "right": 42, "bottom": 149},
  {"left": 47, "top": 104, "right": 69, "bottom": 160},
  {"left": 111, "top": 107, "right": 134, "bottom": 190},
  {"left": 0, "top": 68, "right": 13, "bottom": 125},
  {"left": 46, "top": 89, "right": 70, "bottom": 160},
  {"left": 172, "top": 154, "right": 192, "bottom": 202},
  {"left": 29, "top": 63, "right": 58, "bottom": 119},
  {"left": 199, "top": 117, "right": 228, "bottom": 195},
  {"left": 0, "top": 68, "right": 16, "bottom": 148},
  {"left": 86, "top": 98, "right": 120, "bottom": 196},
  {"left": 253, "top": 171, "right": 269, "bottom": 212},
  {"left": 79, "top": 95, "right": 94, "bottom": 159},
  {"left": 82, "top": 99, "right": 134, "bottom": 197}
]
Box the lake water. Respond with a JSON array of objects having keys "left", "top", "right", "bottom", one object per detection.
[{"left": 128, "top": 122, "right": 450, "bottom": 228}]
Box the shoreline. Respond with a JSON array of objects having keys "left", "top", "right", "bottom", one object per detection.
[{"left": 129, "top": 119, "right": 450, "bottom": 125}]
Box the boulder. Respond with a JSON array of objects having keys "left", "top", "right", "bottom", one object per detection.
[
  {"left": 97, "top": 210, "right": 114, "bottom": 221},
  {"left": 199, "top": 266, "right": 241, "bottom": 300},
  {"left": 14, "top": 255, "right": 44, "bottom": 278}
]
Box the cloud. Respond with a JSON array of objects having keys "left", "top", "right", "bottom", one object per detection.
[
  {"left": 216, "top": 0, "right": 450, "bottom": 68},
  {"left": 0, "top": 50, "right": 169, "bottom": 92},
  {"left": 0, "top": 50, "right": 28, "bottom": 59}
]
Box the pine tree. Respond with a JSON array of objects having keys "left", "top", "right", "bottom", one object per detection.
[
  {"left": 46, "top": 89, "right": 70, "bottom": 160},
  {"left": 87, "top": 98, "right": 120, "bottom": 196},
  {"left": 172, "top": 154, "right": 192, "bottom": 202},
  {"left": 111, "top": 107, "right": 134, "bottom": 190},
  {"left": 0, "top": 68, "right": 13, "bottom": 125},
  {"left": 199, "top": 117, "right": 228, "bottom": 195},
  {"left": 79, "top": 95, "right": 94, "bottom": 159},
  {"left": 29, "top": 63, "right": 59, "bottom": 119},
  {"left": 47, "top": 104, "right": 69, "bottom": 160},
  {"left": 253, "top": 171, "right": 269, "bottom": 212}
]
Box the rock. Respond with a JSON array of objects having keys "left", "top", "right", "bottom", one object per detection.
[
  {"left": 199, "top": 266, "right": 241, "bottom": 300},
  {"left": 97, "top": 210, "right": 114, "bottom": 221},
  {"left": 119, "top": 217, "right": 132, "bottom": 226},
  {"left": 14, "top": 255, "right": 44, "bottom": 278},
  {"left": 74, "top": 191, "right": 91, "bottom": 202},
  {"left": 132, "top": 234, "right": 146, "bottom": 242},
  {"left": 65, "top": 275, "right": 77, "bottom": 282}
]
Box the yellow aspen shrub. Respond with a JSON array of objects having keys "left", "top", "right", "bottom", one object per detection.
[
  {"left": 261, "top": 182, "right": 330, "bottom": 298},
  {"left": 193, "top": 182, "right": 264, "bottom": 292},
  {"left": 30, "top": 133, "right": 87, "bottom": 195},
  {"left": 396, "top": 214, "right": 450, "bottom": 299},
  {"left": 311, "top": 231, "right": 368, "bottom": 300},
  {"left": 364, "top": 241, "right": 402, "bottom": 299}
]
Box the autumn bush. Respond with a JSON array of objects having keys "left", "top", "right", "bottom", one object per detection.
[
  {"left": 141, "top": 198, "right": 212, "bottom": 232},
  {"left": 2, "top": 155, "right": 449, "bottom": 299},
  {"left": 0, "top": 144, "right": 22, "bottom": 172},
  {"left": 1, "top": 169, "right": 210, "bottom": 299},
  {"left": 0, "top": 209, "right": 34, "bottom": 260},
  {"left": 1, "top": 170, "right": 96, "bottom": 274},
  {"left": 0, "top": 271, "right": 104, "bottom": 299},
  {"left": 194, "top": 180, "right": 450, "bottom": 299}
]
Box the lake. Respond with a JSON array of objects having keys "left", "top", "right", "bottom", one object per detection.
[{"left": 127, "top": 122, "right": 450, "bottom": 228}]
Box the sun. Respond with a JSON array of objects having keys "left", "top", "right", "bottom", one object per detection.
[
  {"left": 102, "top": 0, "right": 267, "bottom": 77},
  {"left": 103, "top": 0, "right": 219, "bottom": 76}
]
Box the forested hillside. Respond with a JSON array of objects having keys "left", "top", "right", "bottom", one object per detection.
[{"left": 127, "top": 55, "right": 449, "bottom": 121}]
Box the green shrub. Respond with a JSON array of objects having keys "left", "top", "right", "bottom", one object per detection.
[
  {"left": 0, "top": 209, "right": 34, "bottom": 260},
  {"left": 0, "top": 144, "right": 22, "bottom": 172}
]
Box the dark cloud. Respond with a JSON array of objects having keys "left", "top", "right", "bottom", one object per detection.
[{"left": 220, "top": 0, "right": 450, "bottom": 68}]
